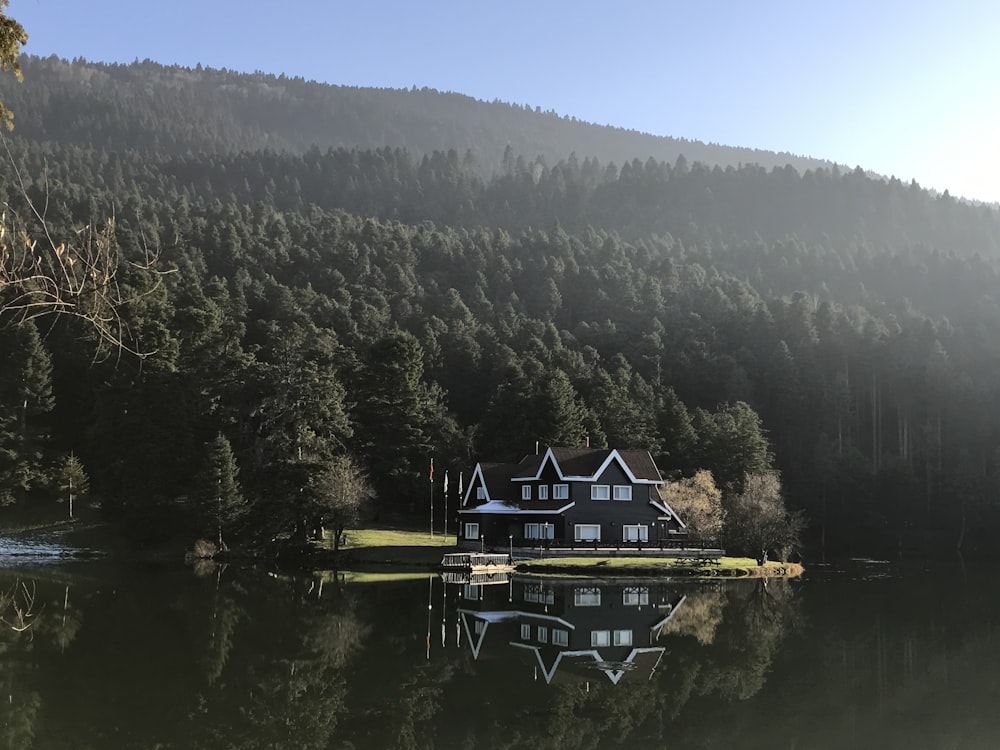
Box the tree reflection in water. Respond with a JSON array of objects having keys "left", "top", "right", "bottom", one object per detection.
[
  {"left": 0, "top": 578, "right": 48, "bottom": 750},
  {"left": 0, "top": 569, "right": 804, "bottom": 750},
  {"left": 5, "top": 564, "right": 1000, "bottom": 748}
]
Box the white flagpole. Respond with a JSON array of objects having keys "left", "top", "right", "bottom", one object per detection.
[{"left": 443, "top": 471, "right": 449, "bottom": 537}]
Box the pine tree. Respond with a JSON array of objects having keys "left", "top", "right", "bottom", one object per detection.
[
  {"left": 350, "top": 330, "right": 442, "bottom": 501},
  {"left": 692, "top": 402, "right": 773, "bottom": 494},
  {"left": 0, "top": 322, "right": 55, "bottom": 503},
  {"left": 655, "top": 386, "right": 697, "bottom": 474},
  {"left": 56, "top": 452, "right": 89, "bottom": 518},
  {"left": 197, "top": 434, "right": 245, "bottom": 549}
]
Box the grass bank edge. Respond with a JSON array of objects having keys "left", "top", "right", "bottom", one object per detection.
[{"left": 335, "top": 528, "right": 803, "bottom": 578}]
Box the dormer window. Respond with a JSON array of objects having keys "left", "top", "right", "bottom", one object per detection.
[{"left": 522, "top": 485, "right": 532, "bottom": 501}]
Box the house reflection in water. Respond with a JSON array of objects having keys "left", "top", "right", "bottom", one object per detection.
[{"left": 455, "top": 577, "right": 686, "bottom": 685}]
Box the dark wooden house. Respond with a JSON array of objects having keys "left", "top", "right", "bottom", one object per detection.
[{"left": 457, "top": 447, "right": 685, "bottom": 548}]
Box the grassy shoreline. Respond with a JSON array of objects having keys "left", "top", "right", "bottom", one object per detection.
[
  {"left": 336, "top": 528, "right": 804, "bottom": 578},
  {"left": 0, "top": 522, "right": 805, "bottom": 578},
  {"left": 515, "top": 557, "right": 804, "bottom": 578}
]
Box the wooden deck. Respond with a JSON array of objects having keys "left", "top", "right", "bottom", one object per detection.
[
  {"left": 440, "top": 569, "right": 512, "bottom": 585},
  {"left": 440, "top": 552, "right": 514, "bottom": 571}
]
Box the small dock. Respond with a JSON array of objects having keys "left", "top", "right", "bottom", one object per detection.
[
  {"left": 441, "top": 569, "right": 512, "bottom": 586},
  {"left": 440, "top": 552, "right": 513, "bottom": 573}
]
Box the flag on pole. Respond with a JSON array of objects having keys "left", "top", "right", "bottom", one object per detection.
[
  {"left": 444, "top": 471, "right": 449, "bottom": 493},
  {"left": 429, "top": 457, "right": 434, "bottom": 482}
]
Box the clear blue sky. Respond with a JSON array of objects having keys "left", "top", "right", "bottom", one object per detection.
[{"left": 9, "top": 0, "right": 1000, "bottom": 202}]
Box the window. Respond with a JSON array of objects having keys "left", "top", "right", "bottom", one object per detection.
[
  {"left": 575, "top": 524, "right": 601, "bottom": 542},
  {"left": 623, "top": 525, "right": 648, "bottom": 542},
  {"left": 476, "top": 487, "right": 486, "bottom": 500},
  {"left": 552, "top": 629, "right": 569, "bottom": 647},
  {"left": 524, "top": 523, "right": 554, "bottom": 540},
  {"left": 574, "top": 587, "right": 602, "bottom": 606},
  {"left": 613, "top": 629, "right": 633, "bottom": 646},
  {"left": 537, "top": 626, "right": 548, "bottom": 643},
  {"left": 522, "top": 485, "right": 532, "bottom": 501},
  {"left": 613, "top": 485, "right": 633, "bottom": 501},
  {"left": 465, "top": 522, "right": 479, "bottom": 540},
  {"left": 591, "top": 630, "right": 611, "bottom": 647},
  {"left": 538, "top": 484, "right": 549, "bottom": 500},
  {"left": 622, "top": 587, "right": 649, "bottom": 606},
  {"left": 553, "top": 484, "right": 569, "bottom": 500},
  {"left": 474, "top": 620, "right": 485, "bottom": 635},
  {"left": 463, "top": 584, "right": 481, "bottom": 600},
  {"left": 591, "top": 485, "right": 610, "bottom": 501},
  {"left": 523, "top": 584, "right": 554, "bottom": 605},
  {"left": 521, "top": 624, "right": 531, "bottom": 640}
]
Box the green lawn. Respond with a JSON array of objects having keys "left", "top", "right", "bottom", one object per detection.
[
  {"left": 334, "top": 527, "right": 458, "bottom": 566},
  {"left": 333, "top": 571, "right": 436, "bottom": 584},
  {"left": 340, "top": 528, "right": 457, "bottom": 550},
  {"left": 322, "top": 529, "right": 802, "bottom": 577},
  {"left": 514, "top": 556, "right": 801, "bottom": 577},
  {"left": 516, "top": 556, "right": 775, "bottom": 569}
]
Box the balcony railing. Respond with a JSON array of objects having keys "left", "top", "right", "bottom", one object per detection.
[{"left": 513, "top": 537, "right": 720, "bottom": 552}]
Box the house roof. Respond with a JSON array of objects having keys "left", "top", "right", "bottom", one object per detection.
[
  {"left": 459, "top": 500, "right": 575, "bottom": 515},
  {"left": 617, "top": 450, "right": 663, "bottom": 482},
  {"left": 511, "top": 448, "right": 599, "bottom": 478},
  {"left": 511, "top": 447, "right": 663, "bottom": 482},
  {"left": 511, "top": 644, "right": 666, "bottom": 686},
  {"left": 480, "top": 462, "right": 518, "bottom": 496}
]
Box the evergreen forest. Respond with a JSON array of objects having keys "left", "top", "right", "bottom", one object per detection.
[{"left": 3, "top": 55, "right": 1000, "bottom": 557}]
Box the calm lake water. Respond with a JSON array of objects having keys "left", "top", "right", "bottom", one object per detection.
[{"left": 0, "top": 559, "right": 997, "bottom": 749}]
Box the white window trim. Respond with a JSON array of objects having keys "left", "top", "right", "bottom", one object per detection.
[
  {"left": 623, "top": 524, "right": 648, "bottom": 542},
  {"left": 465, "top": 522, "right": 480, "bottom": 540},
  {"left": 591, "top": 630, "right": 611, "bottom": 647},
  {"left": 591, "top": 484, "right": 610, "bottom": 501},
  {"left": 575, "top": 524, "right": 601, "bottom": 542},
  {"left": 613, "top": 485, "right": 633, "bottom": 501},
  {"left": 538, "top": 484, "right": 549, "bottom": 500},
  {"left": 521, "top": 623, "right": 531, "bottom": 640},
  {"left": 574, "top": 587, "right": 602, "bottom": 606},
  {"left": 613, "top": 629, "right": 633, "bottom": 646},
  {"left": 537, "top": 626, "right": 548, "bottom": 643},
  {"left": 622, "top": 587, "right": 650, "bottom": 606},
  {"left": 522, "top": 485, "right": 532, "bottom": 501},
  {"left": 553, "top": 629, "right": 569, "bottom": 647},
  {"left": 525, "top": 523, "right": 554, "bottom": 540},
  {"left": 524, "top": 584, "right": 554, "bottom": 605},
  {"left": 476, "top": 486, "right": 486, "bottom": 500},
  {"left": 464, "top": 584, "right": 481, "bottom": 600},
  {"left": 553, "top": 483, "right": 569, "bottom": 500}
]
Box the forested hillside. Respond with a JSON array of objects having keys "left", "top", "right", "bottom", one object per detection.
[
  {"left": 0, "top": 56, "right": 837, "bottom": 175},
  {"left": 2, "top": 57, "right": 1000, "bottom": 557}
]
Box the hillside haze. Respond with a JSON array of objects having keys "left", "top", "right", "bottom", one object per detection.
[{"left": 0, "top": 55, "right": 839, "bottom": 175}]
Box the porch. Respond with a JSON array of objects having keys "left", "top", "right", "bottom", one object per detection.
[{"left": 457, "top": 537, "right": 724, "bottom": 559}]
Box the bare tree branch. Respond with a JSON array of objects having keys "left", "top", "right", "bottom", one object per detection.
[
  {"left": 0, "top": 579, "right": 39, "bottom": 633},
  {"left": 0, "top": 137, "right": 172, "bottom": 356}
]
